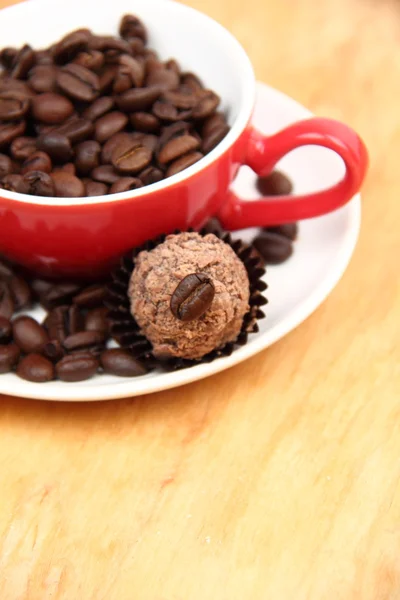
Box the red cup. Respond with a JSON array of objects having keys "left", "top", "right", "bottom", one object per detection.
[{"left": 0, "top": 0, "right": 368, "bottom": 279}]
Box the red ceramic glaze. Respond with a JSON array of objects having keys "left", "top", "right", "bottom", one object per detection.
[{"left": 0, "top": 114, "right": 368, "bottom": 279}]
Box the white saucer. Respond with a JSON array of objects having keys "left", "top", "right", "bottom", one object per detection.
[{"left": 0, "top": 82, "right": 361, "bottom": 401}]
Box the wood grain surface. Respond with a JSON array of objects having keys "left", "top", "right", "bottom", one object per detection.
[{"left": 0, "top": 0, "right": 399, "bottom": 598}]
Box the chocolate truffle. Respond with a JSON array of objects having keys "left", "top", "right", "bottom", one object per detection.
[{"left": 128, "top": 232, "right": 250, "bottom": 360}]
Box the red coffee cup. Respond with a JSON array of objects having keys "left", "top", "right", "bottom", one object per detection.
[{"left": 0, "top": 0, "right": 368, "bottom": 278}]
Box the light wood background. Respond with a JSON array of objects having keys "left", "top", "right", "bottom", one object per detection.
[{"left": 0, "top": 0, "right": 399, "bottom": 598}]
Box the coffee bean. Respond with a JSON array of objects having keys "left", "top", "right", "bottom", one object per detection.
[
  {"left": 37, "top": 132, "right": 73, "bottom": 163},
  {"left": 75, "top": 140, "right": 101, "bottom": 175},
  {"left": 89, "top": 35, "right": 131, "bottom": 55},
  {"left": 22, "top": 170, "right": 55, "bottom": 196},
  {"left": 112, "top": 138, "right": 152, "bottom": 174},
  {"left": 264, "top": 223, "right": 298, "bottom": 241},
  {"left": 116, "top": 87, "right": 161, "bottom": 112},
  {"left": 17, "top": 353, "right": 55, "bottom": 382},
  {"left": 110, "top": 177, "right": 143, "bottom": 193},
  {"left": 91, "top": 165, "right": 120, "bottom": 184},
  {"left": 73, "top": 284, "right": 107, "bottom": 308},
  {"left": 139, "top": 166, "right": 164, "bottom": 186},
  {"left": 28, "top": 65, "right": 57, "bottom": 93},
  {"left": 42, "top": 339, "right": 65, "bottom": 362},
  {"left": 21, "top": 151, "right": 52, "bottom": 174},
  {"left": 53, "top": 31, "right": 89, "bottom": 64},
  {"left": 52, "top": 172, "right": 85, "bottom": 197},
  {"left": 191, "top": 90, "right": 220, "bottom": 120},
  {"left": 0, "top": 47, "right": 18, "bottom": 70},
  {"left": 128, "top": 37, "right": 146, "bottom": 56},
  {"left": 202, "top": 123, "right": 230, "bottom": 154},
  {"left": 57, "top": 64, "right": 100, "bottom": 102},
  {"left": 44, "top": 304, "right": 84, "bottom": 341},
  {"left": 35, "top": 50, "right": 54, "bottom": 66},
  {"left": 9, "top": 275, "right": 32, "bottom": 310},
  {"left": 95, "top": 111, "right": 128, "bottom": 143},
  {"left": 11, "top": 45, "right": 35, "bottom": 79},
  {"left": 119, "top": 14, "right": 147, "bottom": 42},
  {"left": 74, "top": 50, "right": 105, "bottom": 72},
  {"left": 0, "top": 173, "right": 28, "bottom": 193},
  {"left": 0, "top": 343, "right": 20, "bottom": 373},
  {"left": 158, "top": 134, "right": 200, "bottom": 165},
  {"left": 256, "top": 171, "right": 293, "bottom": 196},
  {"left": 0, "top": 258, "right": 13, "bottom": 279},
  {"left": 32, "top": 92, "right": 74, "bottom": 124},
  {"left": 0, "top": 121, "right": 26, "bottom": 148},
  {"left": 39, "top": 283, "right": 82, "bottom": 310},
  {"left": 10, "top": 136, "right": 36, "bottom": 160},
  {"left": 130, "top": 112, "right": 160, "bottom": 133},
  {"left": 98, "top": 65, "right": 117, "bottom": 94},
  {"left": 166, "top": 151, "right": 203, "bottom": 177},
  {"left": 13, "top": 315, "right": 49, "bottom": 353},
  {"left": 85, "top": 307, "right": 109, "bottom": 334},
  {"left": 0, "top": 281, "right": 14, "bottom": 318},
  {"left": 82, "top": 96, "right": 114, "bottom": 122},
  {"left": 163, "top": 88, "right": 198, "bottom": 110},
  {"left": 181, "top": 72, "right": 204, "bottom": 92},
  {"left": 0, "top": 94, "right": 30, "bottom": 121},
  {"left": 253, "top": 232, "right": 293, "bottom": 265},
  {"left": 100, "top": 132, "right": 131, "bottom": 164},
  {"left": 152, "top": 100, "right": 190, "bottom": 122},
  {"left": 63, "top": 330, "right": 105, "bottom": 352},
  {"left": 146, "top": 67, "right": 179, "bottom": 91},
  {"left": 133, "top": 132, "right": 158, "bottom": 153},
  {"left": 170, "top": 272, "right": 215, "bottom": 321},
  {"left": 56, "top": 352, "right": 99, "bottom": 382},
  {"left": 0, "top": 154, "right": 13, "bottom": 178},
  {"left": 85, "top": 180, "right": 108, "bottom": 196},
  {"left": 100, "top": 348, "right": 147, "bottom": 377},
  {"left": 55, "top": 118, "right": 94, "bottom": 145},
  {"left": 0, "top": 317, "right": 12, "bottom": 344},
  {"left": 0, "top": 77, "right": 34, "bottom": 98}
]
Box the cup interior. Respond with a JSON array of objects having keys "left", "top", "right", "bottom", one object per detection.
[{"left": 0, "top": 0, "right": 255, "bottom": 204}]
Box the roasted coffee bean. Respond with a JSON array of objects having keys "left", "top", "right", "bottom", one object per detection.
[
  {"left": 98, "top": 65, "right": 117, "bottom": 94},
  {"left": 44, "top": 304, "right": 83, "bottom": 341},
  {"left": 17, "top": 353, "right": 55, "bottom": 382},
  {"left": 181, "top": 72, "right": 204, "bottom": 92},
  {"left": 109, "top": 177, "right": 143, "bottom": 193},
  {"left": 264, "top": 223, "right": 298, "bottom": 241},
  {"left": 253, "top": 232, "right": 293, "bottom": 265},
  {"left": 22, "top": 170, "right": 55, "bottom": 196},
  {"left": 166, "top": 151, "right": 203, "bottom": 177},
  {"left": 0, "top": 94, "right": 30, "bottom": 121},
  {"left": 28, "top": 65, "right": 57, "bottom": 93},
  {"left": 158, "top": 121, "right": 190, "bottom": 147},
  {"left": 85, "top": 180, "right": 108, "bottom": 196},
  {"left": 119, "top": 14, "right": 147, "bottom": 42},
  {"left": 132, "top": 132, "right": 157, "bottom": 152},
  {"left": 35, "top": 50, "right": 54, "bottom": 66},
  {"left": 0, "top": 343, "right": 20, "bottom": 373},
  {"left": 73, "top": 284, "right": 107, "bottom": 308},
  {"left": 11, "top": 45, "right": 35, "bottom": 79},
  {"left": 0, "top": 317, "right": 12, "bottom": 344},
  {"left": 30, "top": 278, "right": 52, "bottom": 300},
  {"left": 0, "top": 121, "right": 26, "bottom": 148},
  {"left": 0, "top": 154, "right": 13, "bottom": 178},
  {"left": 42, "top": 339, "right": 65, "bottom": 362},
  {"left": 158, "top": 134, "right": 200, "bottom": 165},
  {"left": 0, "top": 281, "right": 14, "bottom": 318},
  {"left": 202, "top": 113, "right": 227, "bottom": 137},
  {"left": 95, "top": 111, "right": 128, "bottom": 143},
  {"left": 39, "top": 283, "right": 82, "bottom": 310},
  {"left": 52, "top": 171, "right": 85, "bottom": 198},
  {"left": 85, "top": 307, "right": 109, "bottom": 334},
  {"left": 89, "top": 35, "right": 131, "bottom": 55},
  {"left": 53, "top": 162, "right": 76, "bottom": 175},
  {"left": 63, "top": 330, "right": 105, "bottom": 352},
  {"left": 100, "top": 132, "right": 132, "bottom": 164},
  {"left": 53, "top": 30, "right": 89, "bottom": 64},
  {"left": 32, "top": 92, "right": 74, "bottom": 124},
  {"left": 202, "top": 123, "right": 229, "bottom": 154},
  {"left": 91, "top": 165, "right": 120, "bottom": 184},
  {"left": 146, "top": 67, "right": 179, "bottom": 91},
  {"left": 75, "top": 140, "right": 101, "bottom": 175},
  {"left": 10, "top": 136, "right": 36, "bottom": 160},
  {"left": 130, "top": 111, "right": 160, "bottom": 133},
  {"left": 128, "top": 37, "right": 146, "bottom": 56},
  {"left": 152, "top": 100, "right": 191, "bottom": 122},
  {"left": 256, "top": 171, "right": 293, "bottom": 196},
  {"left": 163, "top": 88, "right": 198, "bottom": 110},
  {"left": 191, "top": 90, "right": 220, "bottom": 120},
  {"left": 100, "top": 348, "right": 147, "bottom": 377},
  {"left": 55, "top": 118, "right": 94, "bottom": 144},
  {"left": 74, "top": 50, "right": 105, "bottom": 72},
  {"left": 0, "top": 47, "right": 18, "bottom": 70},
  {"left": 116, "top": 87, "right": 161, "bottom": 113},
  {"left": 56, "top": 352, "right": 99, "bottom": 382},
  {"left": 170, "top": 272, "right": 215, "bottom": 322},
  {"left": 82, "top": 96, "right": 114, "bottom": 122},
  {"left": 13, "top": 315, "right": 49, "bottom": 353},
  {"left": 0, "top": 173, "right": 28, "bottom": 193},
  {"left": 37, "top": 132, "right": 73, "bottom": 163},
  {"left": 9, "top": 275, "right": 32, "bottom": 310},
  {"left": 57, "top": 64, "right": 100, "bottom": 102},
  {"left": 118, "top": 55, "right": 144, "bottom": 87},
  {"left": 139, "top": 165, "right": 164, "bottom": 186},
  {"left": 111, "top": 137, "right": 152, "bottom": 174},
  {"left": 21, "top": 151, "right": 52, "bottom": 174},
  {"left": 0, "top": 258, "right": 13, "bottom": 279},
  {"left": 0, "top": 77, "right": 34, "bottom": 98}
]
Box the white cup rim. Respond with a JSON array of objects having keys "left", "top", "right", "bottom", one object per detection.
[{"left": 0, "top": 0, "right": 256, "bottom": 206}]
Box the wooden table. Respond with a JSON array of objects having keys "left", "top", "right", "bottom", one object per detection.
[{"left": 0, "top": 0, "right": 399, "bottom": 598}]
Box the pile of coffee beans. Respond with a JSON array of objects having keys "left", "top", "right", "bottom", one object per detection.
[
  {"left": 0, "top": 258, "right": 147, "bottom": 382},
  {"left": 0, "top": 14, "right": 230, "bottom": 197}
]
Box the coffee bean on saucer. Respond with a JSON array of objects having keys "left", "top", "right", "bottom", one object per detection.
[
  {"left": 16, "top": 353, "right": 55, "bottom": 382},
  {"left": 73, "top": 284, "right": 108, "bottom": 308},
  {"left": 62, "top": 330, "right": 105, "bottom": 352},
  {"left": 170, "top": 272, "right": 215, "bottom": 322},
  {"left": 0, "top": 343, "right": 20, "bottom": 373},
  {"left": 13, "top": 315, "right": 49, "bottom": 353},
  {"left": 0, "top": 317, "right": 12, "bottom": 344},
  {"left": 42, "top": 339, "right": 65, "bottom": 362},
  {"left": 0, "top": 281, "right": 14, "bottom": 319},
  {"left": 84, "top": 307, "right": 109, "bottom": 334},
  {"left": 100, "top": 348, "right": 147, "bottom": 377},
  {"left": 256, "top": 171, "right": 293, "bottom": 196},
  {"left": 39, "top": 282, "right": 82, "bottom": 310},
  {"left": 44, "top": 304, "right": 84, "bottom": 341},
  {"left": 264, "top": 223, "right": 298, "bottom": 241},
  {"left": 253, "top": 231, "right": 293, "bottom": 265},
  {"left": 56, "top": 352, "right": 99, "bottom": 382},
  {"left": 9, "top": 275, "right": 32, "bottom": 310},
  {"left": 0, "top": 258, "right": 13, "bottom": 280}
]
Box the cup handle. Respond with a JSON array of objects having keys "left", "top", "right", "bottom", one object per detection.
[{"left": 217, "top": 117, "right": 368, "bottom": 229}]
